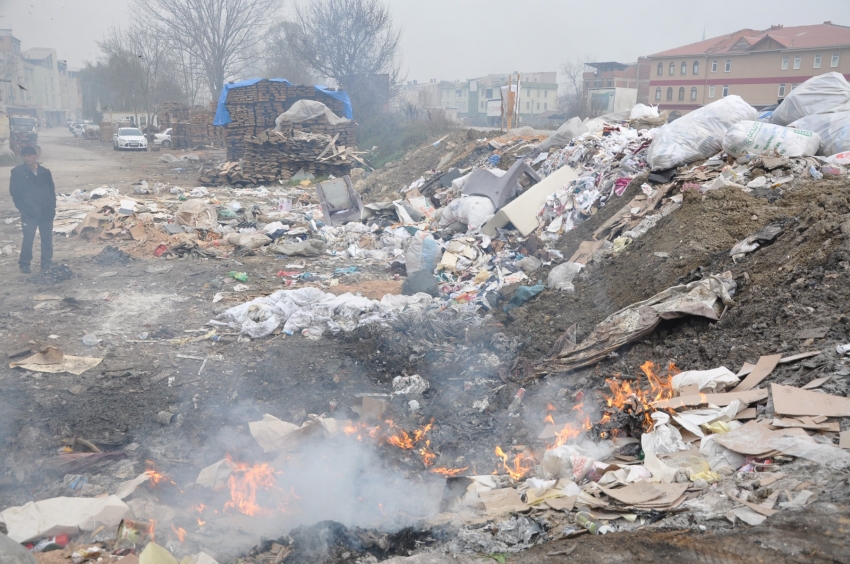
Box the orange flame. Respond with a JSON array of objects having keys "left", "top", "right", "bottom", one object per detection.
[
  {"left": 145, "top": 461, "right": 176, "bottom": 487},
  {"left": 197, "top": 518, "right": 205, "bottom": 527},
  {"left": 494, "top": 446, "right": 534, "bottom": 481},
  {"left": 223, "top": 458, "right": 282, "bottom": 517},
  {"left": 171, "top": 524, "right": 186, "bottom": 543},
  {"left": 430, "top": 466, "right": 469, "bottom": 477},
  {"left": 603, "top": 361, "right": 678, "bottom": 431}
]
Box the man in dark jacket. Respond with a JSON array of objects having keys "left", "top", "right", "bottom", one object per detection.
[{"left": 9, "top": 145, "right": 55, "bottom": 273}]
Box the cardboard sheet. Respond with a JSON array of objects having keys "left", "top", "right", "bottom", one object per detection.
[
  {"left": 732, "top": 354, "right": 782, "bottom": 392},
  {"left": 737, "top": 351, "right": 821, "bottom": 376},
  {"left": 840, "top": 431, "right": 850, "bottom": 449},
  {"left": 479, "top": 488, "right": 530, "bottom": 515},
  {"left": 482, "top": 165, "right": 578, "bottom": 236},
  {"left": 734, "top": 407, "right": 757, "bottom": 420},
  {"left": 10, "top": 347, "right": 102, "bottom": 376},
  {"left": 713, "top": 421, "right": 812, "bottom": 456},
  {"left": 544, "top": 495, "right": 577, "bottom": 511},
  {"left": 600, "top": 483, "right": 663, "bottom": 505},
  {"left": 771, "top": 418, "right": 840, "bottom": 432},
  {"left": 801, "top": 376, "right": 831, "bottom": 390},
  {"left": 771, "top": 383, "right": 850, "bottom": 417},
  {"left": 653, "top": 388, "right": 768, "bottom": 410},
  {"left": 249, "top": 414, "right": 343, "bottom": 453},
  {"left": 569, "top": 240, "right": 605, "bottom": 265}
]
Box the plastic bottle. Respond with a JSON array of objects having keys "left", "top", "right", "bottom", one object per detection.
[
  {"left": 508, "top": 388, "right": 526, "bottom": 414},
  {"left": 575, "top": 511, "right": 613, "bottom": 535}
]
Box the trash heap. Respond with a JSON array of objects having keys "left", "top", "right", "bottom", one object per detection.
[{"left": 158, "top": 101, "right": 224, "bottom": 149}]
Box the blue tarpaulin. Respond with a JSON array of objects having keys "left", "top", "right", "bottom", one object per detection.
[{"left": 213, "top": 79, "right": 353, "bottom": 126}]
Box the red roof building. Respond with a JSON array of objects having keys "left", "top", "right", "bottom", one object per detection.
[{"left": 646, "top": 22, "right": 850, "bottom": 116}]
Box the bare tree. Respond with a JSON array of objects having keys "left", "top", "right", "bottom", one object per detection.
[
  {"left": 143, "top": 0, "right": 278, "bottom": 101},
  {"left": 264, "top": 21, "right": 317, "bottom": 85},
  {"left": 288, "top": 0, "right": 403, "bottom": 115},
  {"left": 99, "top": 24, "right": 174, "bottom": 125},
  {"left": 560, "top": 57, "right": 594, "bottom": 119}
]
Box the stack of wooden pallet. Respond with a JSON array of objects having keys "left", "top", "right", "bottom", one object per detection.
[{"left": 221, "top": 80, "right": 350, "bottom": 161}]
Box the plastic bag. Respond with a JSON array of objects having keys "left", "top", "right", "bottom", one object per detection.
[
  {"left": 722, "top": 121, "right": 821, "bottom": 158},
  {"left": 824, "top": 151, "right": 850, "bottom": 165},
  {"left": 647, "top": 95, "right": 757, "bottom": 170},
  {"left": 771, "top": 72, "right": 850, "bottom": 126},
  {"left": 548, "top": 262, "right": 583, "bottom": 292},
  {"left": 642, "top": 412, "right": 687, "bottom": 455},
  {"left": 790, "top": 111, "right": 850, "bottom": 156},
  {"left": 629, "top": 104, "right": 660, "bottom": 120},
  {"left": 405, "top": 231, "right": 441, "bottom": 275},
  {"left": 437, "top": 196, "right": 496, "bottom": 230},
  {"left": 537, "top": 117, "right": 588, "bottom": 151}
]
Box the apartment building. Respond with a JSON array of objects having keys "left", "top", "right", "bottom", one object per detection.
[
  {"left": 647, "top": 22, "right": 850, "bottom": 116},
  {"left": 434, "top": 72, "right": 558, "bottom": 124}
]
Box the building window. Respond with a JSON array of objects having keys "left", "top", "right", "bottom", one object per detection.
[
  {"left": 781, "top": 57, "right": 789, "bottom": 70},
  {"left": 778, "top": 84, "right": 786, "bottom": 97},
  {"left": 832, "top": 53, "right": 840, "bottom": 67},
  {"left": 722, "top": 85, "right": 729, "bottom": 97},
  {"left": 681, "top": 61, "right": 687, "bottom": 75},
  {"left": 544, "top": 90, "right": 548, "bottom": 98},
  {"left": 793, "top": 56, "right": 801, "bottom": 69},
  {"left": 536, "top": 103, "right": 540, "bottom": 110},
  {"left": 791, "top": 83, "right": 799, "bottom": 90},
  {"left": 690, "top": 87, "right": 697, "bottom": 101},
  {"left": 139, "top": 115, "right": 147, "bottom": 126},
  {"left": 526, "top": 102, "right": 530, "bottom": 110},
  {"left": 666, "top": 87, "right": 673, "bottom": 101},
  {"left": 655, "top": 87, "right": 661, "bottom": 101},
  {"left": 711, "top": 60, "right": 718, "bottom": 72},
  {"left": 544, "top": 103, "right": 548, "bottom": 110},
  {"left": 485, "top": 88, "right": 493, "bottom": 98},
  {"left": 595, "top": 81, "right": 601, "bottom": 87},
  {"left": 725, "top": 59, "right": 731, "bottom": 72},
  {"left": 708, "top": 85, "right": 716, "bottom": 98},
  {"left": 693, "top": 61, "right": 699, "bottom": 74},
  {"left": 455, "top": 89, "right": 461, "bottom": 97},
  {"left": 606, "top": 80, "right": 612, "bottom": 87},
  {"left": 669, "top": 62, "right": 675, "bottom": 75},
  {"left": 657, "top": 62, "right": 663, "bottom": 76},
  {"left": 814, "top": 54, "right": 822, "bottom": 68},
  {"left": 678, "top": 87, "right": 685, "bottom": 101}
]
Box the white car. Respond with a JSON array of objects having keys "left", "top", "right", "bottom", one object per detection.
[
  {"left": 153, "top": 128, "right": 172, "bottom": 147},
  {"left": 113, "top": 127, "right": 148, "bottom": 151},
  {"left": 72, "top": 123, "right": 86, "bottom": 137}
]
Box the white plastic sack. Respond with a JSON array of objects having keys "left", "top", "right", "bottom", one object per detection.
[
  {"left": 437, "top": 196, "right": 496, "bottom": 230},
  {"left": 538, "top": 117, "right": 588, "bottom": 151},
  {"left": 548, "top": 262, "right": 583, "bottom": 292},
  {"left": 175, "top": 199, "right": 217, "bottom": 230},
  {"left": 405, "top": 231, "right": 442, "bottom": 275},
  {"left": 647, "top": 96, "right": 757, "bottom": 170},
  {"left": 671, "top": 366, "right": 739, "bottom": 393},
  {"left": 642, "top": 412, "right": 687, "bottom": 455},
  {"left": 771, "top": 72, "right": 850, "bottom": 126},
  {"left": 226, "top": 232, "right": 271, "bottom": 249},
  {"left": 0, "top": 496, "right": 130, "bottom": 543},
  {"left": 629, "top": 104, "right": 660, "bottom": 121},
  {"left": 722, "top": 121, "right": 821, "bottom": 158},
  {"left": 824, "top": 151, "right": 850, "bottom": 165},
  {"left": 538, "top": 441, "right": 615, "bottom": 481},
  {"left": 274, "top": 100, "right": 349, "bottom": 129},
  {"left": 790, "top": 111, "right": 850, "bottom": 156}
]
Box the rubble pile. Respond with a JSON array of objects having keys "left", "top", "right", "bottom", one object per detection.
[{"left": 3, "top": 72, "right": 850, "bottom": 564}]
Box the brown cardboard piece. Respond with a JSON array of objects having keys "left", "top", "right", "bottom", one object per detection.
[
  {"left": 735, "top": 496, "right": 779, "bottom": 517},
  {"left": 771, "top": 418, "right": 840, "bottom": 432},
  {"left": 734, "top": 407, "right": 757, "bottom": 420},
  {"left": 569, "top": 240, "right": 605, "bottom": 265},
  {"left": 758, "top": 473, "right": 785, "bottom": 487},
  {"left": 544, "top": 495, "right": 577, "bottom": 511},
  {"left": 771, "top": 383, "right": 850, "bottom": 417},
  {"left": 840, "top": 431, "right": 850, "bottom": 449},
  {"left": 801, "top": 376, "right": 831, "bottom": 390},
  {"left": 737, "top": 351, "right": 821, "bottom": 376},
  {"left": 600, "top": 483, "right": 664, "bottom": 505},
  {"left": 713, "top": 421, "right": 813, "bottom": 456},
  {"left": 479, "top": 488, "right": 530, "bottom": 515},
  {"left": 653, "top": 388, "right": 768, "bottom": 410},
  {"left": 732, "top": 354, "right": 782, "bottom": 392}
]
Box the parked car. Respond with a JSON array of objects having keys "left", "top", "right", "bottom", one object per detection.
[
  {"left": 113, "top": 127, "right": 148, "bottom": 151},
  {"left": 71, "top": 123, "right": 87, "bottom": 137},
  {"left": 153, "top": 128, "right": 172, "bottom": 148}
]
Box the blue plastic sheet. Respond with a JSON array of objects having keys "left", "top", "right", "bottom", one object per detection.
[
  {"left": 213, "top": 79, "right": 352, "bottom": 126},
  {"left": 503, "top": 284, "right": 545, "bottom": 313}
]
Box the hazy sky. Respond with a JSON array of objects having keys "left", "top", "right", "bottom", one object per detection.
[{"left": 2, "top": 0, "right": 849, "bottom": 82}]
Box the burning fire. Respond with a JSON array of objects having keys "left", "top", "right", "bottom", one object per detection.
[
  {"left": 145, "top": 461, "right": 176, "bottom": 487},
  {"left": 344, "top": 419, "right": 440, "bottom": 468},
  {"left": 223, "top": 458, "right": 282, "bottom": 517},
  {"left": 430, "top": 466, "right": 469, "bottom": 477},
  {"left": 604, "top": 361, "right": 677, "bottom": 431},
  {"left": 171, "top": 524, "right": 186, "bottom": 543},
  {"left": 494, "top": 446, "right": 534, "bottom": 481}
]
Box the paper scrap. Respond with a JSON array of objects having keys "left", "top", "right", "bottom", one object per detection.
[
  {"left": 840, "top": 431, "right": 850, "bottom": 450},
  {"left": 600, "top": 482, "right": 663, "bottom": 505},
  {"left": 801, "top": 376, "right": 831, "bottom": 390},
  {"left": 654, "top": 388, "right": 768, "bottom": 410},
  {"left": 10, "top": 347, "right": 102, "bottom": 376}
]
